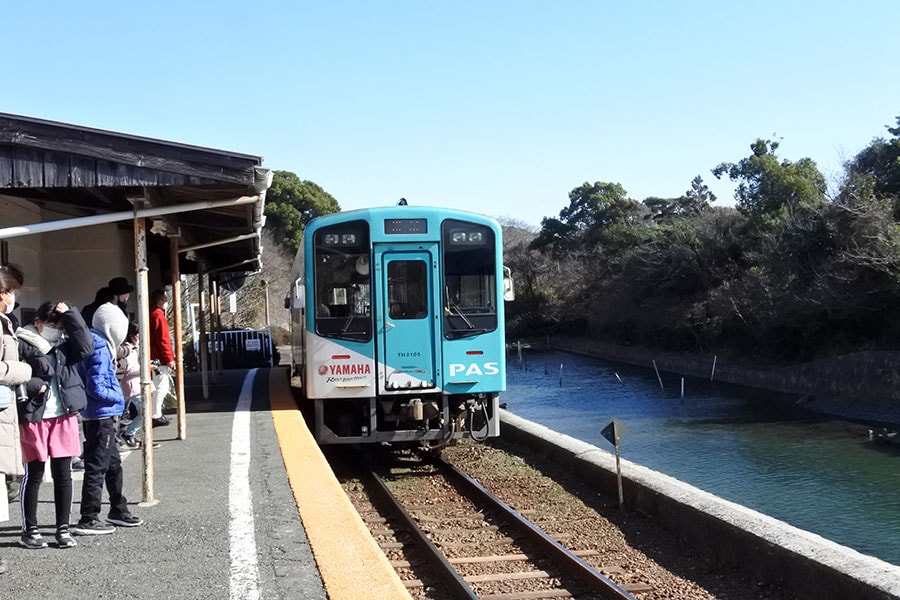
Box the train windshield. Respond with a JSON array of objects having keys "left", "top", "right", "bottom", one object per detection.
[
  {"left": 442, "top": 219, "right": 497, "bottom": 339},
  {"left": 313, "top": 220, "right": 372, "bottom": 342}
]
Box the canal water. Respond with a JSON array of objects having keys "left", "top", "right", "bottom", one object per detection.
[{"left": 504, "top": 349, "right": 900, "bottom": 567}]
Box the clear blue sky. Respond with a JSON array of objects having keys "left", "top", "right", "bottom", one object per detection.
[{"left": 3, "top": 1, "right": 899, "bottom": 228}]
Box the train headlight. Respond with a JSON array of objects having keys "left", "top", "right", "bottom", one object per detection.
[
  {"left": 450, "top": 230, "right": 485, "bottom": 245},
  {"left": 323, "top": 233, "right": 358, "bottom": 245}
]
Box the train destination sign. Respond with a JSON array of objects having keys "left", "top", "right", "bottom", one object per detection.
[{"left": 384, "top": 218, "right": 428, "bottom": 234}]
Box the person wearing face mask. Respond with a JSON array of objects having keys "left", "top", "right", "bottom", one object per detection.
[
  {"left": 148, "top": 289, "right": 175, "bottom": 428},
  {"left": 0, "top": 264, "right": 33, "bottom": 573},
  {"left": 15, "top": 301, "right": 93, "bottom": 549}
]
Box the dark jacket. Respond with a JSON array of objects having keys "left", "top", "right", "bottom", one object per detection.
[
  {"left": 77, "top": 330, "right": 126, "bottom": 419},
  {"left": 16, "top": 309, "right": 93, "bottom": 424},
  {"left": 81, "top": 300, "right": 106, "bottom": 331}
]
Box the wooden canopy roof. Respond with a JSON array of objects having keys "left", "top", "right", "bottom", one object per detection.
[{"left": 0, "top": 112, "right": 270, "bottom": 279}]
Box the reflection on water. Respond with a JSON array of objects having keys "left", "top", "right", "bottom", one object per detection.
[{"left": 504, "top": 350, "right": 900, "bottom": 566}]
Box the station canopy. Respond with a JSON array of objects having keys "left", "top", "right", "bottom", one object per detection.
[{"left": 0, "top": 112, "right": 270, "bottom": 286}]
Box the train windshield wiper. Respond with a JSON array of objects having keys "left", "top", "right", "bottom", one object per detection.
[
  {"left": 444, "top": 290, "right": 488, "bottom": 338},
  {"left": 339, "top": 316, "right": 369, "bottom": 338},
  {"left": 445, "top": 287, "right": 475, "bottom": 330},
  {"left": 448, "top": 328, "right": 487, "bottom": 340},
  {"left": 341, "top": 315, "right": 355, "bottom": 333}
]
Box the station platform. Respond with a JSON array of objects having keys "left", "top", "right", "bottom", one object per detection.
[{"left": 0, "top": 367, "right": 410, "bottom": 600}]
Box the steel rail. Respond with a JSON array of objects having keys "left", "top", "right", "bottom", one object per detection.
[
  {"left": 365, "top": 470, "right": 480, "bottom": 600},
  {"left": 436, "top": 456, "right": 637, "bottom": 600}
]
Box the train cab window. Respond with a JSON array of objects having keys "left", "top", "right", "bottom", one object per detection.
[
  {"left": 442, "top": 220, "right": 497, "bottom": 339},
  {"left": 313, "top": 221, "right": 372, "bottom": 342},
  {"left": 387, "top": 260, "right": 428, "bottom": 320}
]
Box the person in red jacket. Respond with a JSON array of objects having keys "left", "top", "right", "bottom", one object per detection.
[{"left": 148, "top": 289, "right": 174, "bottom": 427}]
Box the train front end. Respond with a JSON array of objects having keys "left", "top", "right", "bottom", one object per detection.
[{"left": 300, "top": 206, "right": 505, "bottom": 446}]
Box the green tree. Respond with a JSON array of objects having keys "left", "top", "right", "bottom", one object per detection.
[
  {"left": 531, "top": 181, "right": 642, "bottom": 253},
  {"left": 642, "top": 196, "right": 679, "bottom": 221},
  {"left": 528, "top": 217, "right": 577, "bottom": 257},
  {"left": 264, "top": 171, "right": 341, "bottom": 253},
  {"left": 682, "top": 175, "right": 717, "bottom": 214},
  {"left": 643, "top": 176, "right": 717, "bottom": 221},
  {"left": 844, "top": 115, "right": 900, "bottom": 217},
  {"left": 713, "top": 139, "right": 827, "bottom": 220}
]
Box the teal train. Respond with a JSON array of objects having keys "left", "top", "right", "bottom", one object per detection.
[{"left": 287, "top": 203, "right": 513, "bottom": 447}]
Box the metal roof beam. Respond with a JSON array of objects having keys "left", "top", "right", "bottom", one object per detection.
[
  {"left": 205, "top": 258, "right": 260, "bottom": 274},
  {"left": 0, "top": 195, "right": 259, "bottom": 240},
  {"left": 178, "top": 232, "right": 259, "bottom": 253}
]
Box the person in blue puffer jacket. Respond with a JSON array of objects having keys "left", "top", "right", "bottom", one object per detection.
[{"left": 73, "top": 303, "right": 143, "bottom": 535}]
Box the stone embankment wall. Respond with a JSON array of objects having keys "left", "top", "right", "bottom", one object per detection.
[
  {"left": 500, "top": 410, "right": 900, "bottom": 600},
  {"left": 532, "top": 338, "right": 900, "bottom": 426}
]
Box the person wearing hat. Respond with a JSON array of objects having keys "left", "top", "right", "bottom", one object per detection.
[{"left": 107, "top": 277, "right": 134, "bottom": 316}]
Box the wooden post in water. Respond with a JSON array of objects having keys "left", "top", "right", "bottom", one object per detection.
[
  {"left": 680, "top": 377, "right": 685, "bottom": 400},
  {"left": 652, "top": 360, "right": 664, "bottom": 392},
  {"left": 558, "top": 363, "right": 563, "bottom": 387}
]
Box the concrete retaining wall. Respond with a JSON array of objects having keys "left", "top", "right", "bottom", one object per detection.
[{"left": 499, "top": 410, "right": 900, "bottom": 600}]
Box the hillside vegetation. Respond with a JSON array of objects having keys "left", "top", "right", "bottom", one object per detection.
[{"left": 504, "top": 116, "right": 900, "bottom": 364}]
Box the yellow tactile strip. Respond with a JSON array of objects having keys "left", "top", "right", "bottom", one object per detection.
[{"left": 268, "top": 368, "right": 412, "bottom": 600}]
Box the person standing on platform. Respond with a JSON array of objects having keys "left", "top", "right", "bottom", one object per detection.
[
  {"left": 107, "top": 277, "right": 134, "bottom": 317},
  {"left": 116, "top": 321, "right": 153, "bottom": 448},
  {"left": 81, "top": 287, "right": 115, "bottom": 330},
  {"left": 149, "top": 289, "right": 174, "bottom": 428},
  {"left": 16, "top": 301, "right": 93, "bottom": 549},
  {"left": 0, "top": 265, "right": 33, "bottom": 572},
  {"left": 73, "top": 303, "right": 142, "bottom": 535},
  {"left": 79, "top": 287, "right": 117, "bottom": 473}
]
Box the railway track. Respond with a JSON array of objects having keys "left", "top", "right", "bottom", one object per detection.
[{"left": 343, "top": 451, "right": 652, "bottom": 600}]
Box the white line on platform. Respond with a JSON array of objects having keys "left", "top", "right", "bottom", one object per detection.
[{"left": 229, "top": 369, "right": 260, "bottom": 600}]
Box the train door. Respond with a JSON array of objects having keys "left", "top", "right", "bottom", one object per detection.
[{"left": 375, "top": 244, "right": 437, "bottom": 392}]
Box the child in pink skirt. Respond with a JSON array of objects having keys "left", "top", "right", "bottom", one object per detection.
[{"left": 16, "top": 301, "right": 93, "bottom": 549}]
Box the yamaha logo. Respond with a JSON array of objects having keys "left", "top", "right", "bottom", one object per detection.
[{"left": 318, "top": 365, "right": 328, "bottom": 375}]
